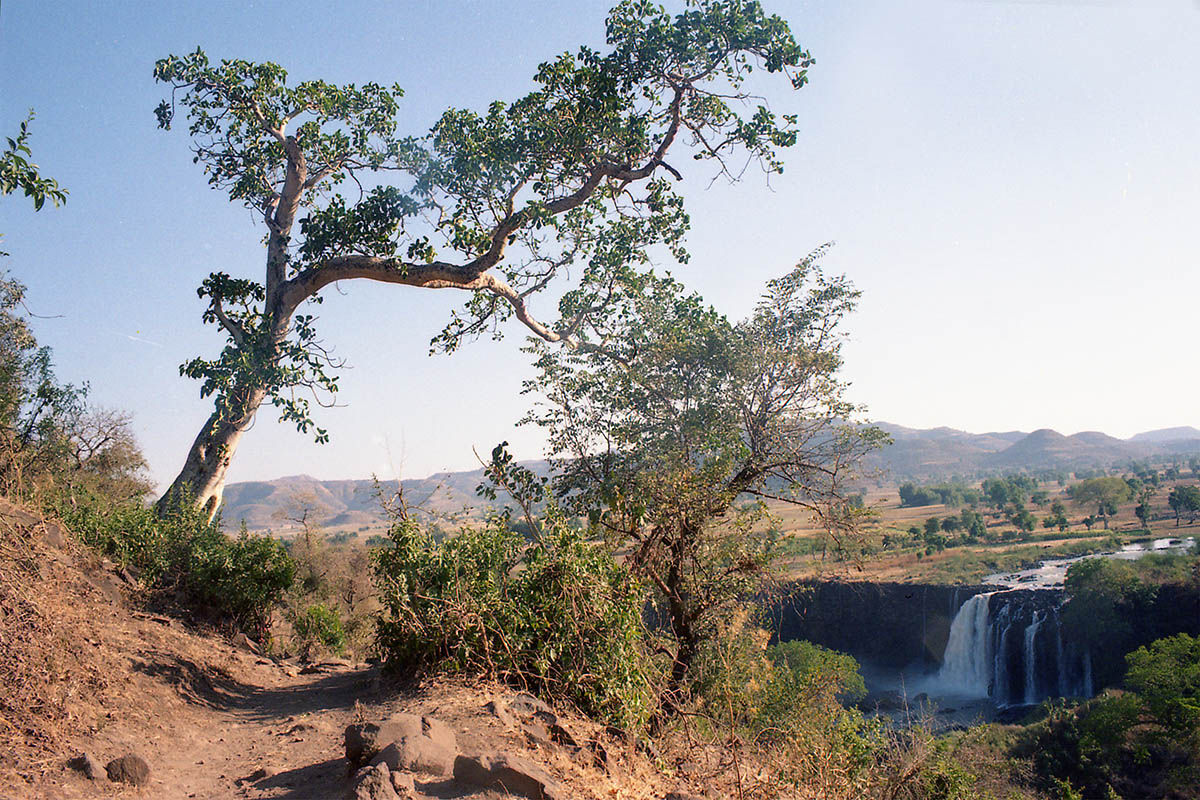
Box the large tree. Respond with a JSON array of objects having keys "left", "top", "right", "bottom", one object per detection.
[
  {"left": 524, "top": 249, "right": 883, "bottom": 700},
  {"left": 1167, "top": 484, "right": 1200, "bottom": 527},
  {"left": 153, "top": 0, "right": 813, "bottom": 515},
  {"left": 1068, "top": 476, "right": 1133, "bottom": 530}
]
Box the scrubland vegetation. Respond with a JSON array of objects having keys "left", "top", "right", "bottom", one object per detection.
[{"left": 5, "top": 2, "right": 1200, "bottom": 797}]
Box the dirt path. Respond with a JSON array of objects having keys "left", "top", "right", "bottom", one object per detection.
[
  {"left": 147, "top": 661, "right": 376, "bottom": 799},
  {"left": 38, "top": 650, "right": 385, "bottom": 800}
]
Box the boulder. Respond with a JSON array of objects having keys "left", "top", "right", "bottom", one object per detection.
[
  {"left": 345, "top": 763, "right": 397, "bottom": 800},
  {"left": 485, "top": 699, "right": 515, "bottom": 727},
  {"left": 389, "top": 770, "right": 415, "bottom": 796},
  {"left": 67, "top": 753, "right": 102, "bottom": 780},
  {"left": 420, "top": 715, "right": 456, "bottom": 753},
  {"left": 665, "top": 793, "right": 704, "bottom": 800},
  {"left": 105, "top": 753, "right": 150, "bottom": 786},
  {"left": 521, "top": 720, "right": 552, "bottom": 748},
  {"left": 370, "top": 737, "right": 453, "bottom": 777},
  {"left": 508, "top": 693, "right": 553, "bottom": 717},
  {"left": 346, "top": 716, "right": 419, "bottom": 767},
  {"left": 453, "top": 752, "right": 563, "bottom": 800},
  {"left": 349, "top": 713, "right": 456, "bottom": 774}
]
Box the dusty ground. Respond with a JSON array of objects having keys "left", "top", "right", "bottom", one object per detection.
[{"left": 34, "top": 659, "right": 673, "bottom": 799}]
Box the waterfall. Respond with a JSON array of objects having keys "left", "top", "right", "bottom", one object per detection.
[
  {"left": 993, "top": 604, "right": 1013, "bottom": 706},
  {"left": 935, "top": 590, "right": 1094, "bottom": 707},
  {"left": 937, "top": 592, "right": 995, "bottom": 696},
  {"left": 1023, "top": 610, "right": 1044, "bottom": 704}
]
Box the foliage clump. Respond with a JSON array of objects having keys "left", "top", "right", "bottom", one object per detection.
[
  {"left": 1018, "top": 633, "right": 1200, "bottom": 800},
  {"left": 291, "top": 602, "right": 348, "bottom": 659},
  {"left": 524, "top": 251, "right": 883, "bottom": 702},
  {"left": 373, "top": 466, "right": 660, "bottom": 730},
  {"left": 149, "top": 0, "right": 817, "bottom": 513},
  {"left": 53, "top": 493, "right": 294, "bottom": 636},
  {"left": 1061, "top": 553, "right": 1199, "bottom": 689}
]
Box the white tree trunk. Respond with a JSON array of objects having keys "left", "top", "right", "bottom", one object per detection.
[{"left": 157, "top": 388, "right": 266, "bottom": 519}]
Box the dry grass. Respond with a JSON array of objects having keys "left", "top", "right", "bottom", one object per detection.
[
  {"left": 0, "top": 501, "right": 115, "bottom": 784},
  {"left": 772, "top": 477, "right": 1200, "bottom": 584}
]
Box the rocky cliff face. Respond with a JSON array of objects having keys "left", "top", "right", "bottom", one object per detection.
[{"left": 770, "top": 581, "right": 996, "bottom": 669}]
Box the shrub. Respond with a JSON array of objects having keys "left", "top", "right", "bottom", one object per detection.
[
  {"left": 1061, "top": 554, "right": 1198, "bottom": 689},
  {"left": 1017, "top": 634, "right": 1200, "bottom": 800},
  {"left": 281, "top": 519, "right": 377, "bottom": 659},
  {"left": 185, "top": 525, "right": 295, "bottom": 635},
  {"left": 49, "top": 488, "right": 293, "bottom": 636},
  {"left": 768, "top": 639, "right": 867, "bottom": 705},
  {"left": 292, "top": 603, "right": 347, "bottom": 659},
  {"left": 373, "top": 506, "right": 661, "bottom": 730},
  {"left": 681, "top": 615, "right": 991, "bottom": 799},
  {"left": 1125, "top": 633, "right": 1200, "bottom": 734}
]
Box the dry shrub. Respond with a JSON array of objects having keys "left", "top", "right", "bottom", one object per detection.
[{"left": 277, "top": 514, "right": 379, "bottom": 660}]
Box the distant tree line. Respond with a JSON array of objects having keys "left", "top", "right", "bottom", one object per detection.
[{"left": 897, "top": 481, "right": 981, "bottom": 508}]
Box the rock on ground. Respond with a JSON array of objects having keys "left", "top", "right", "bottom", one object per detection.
[
  {"left": 346, "top": 762, "right": 398, "bottom": 800},
  {"left": 348, "top": 713, "right": 457, "bottom": 774},
  {"left": 104, "top": 753, "right": 150, "bottom": 786},
  {"left": 454, "top": 751, "right": 563, "bottom": 800},
  {"left": 66, "top": 753, "right": 102, "bottom": 780}
]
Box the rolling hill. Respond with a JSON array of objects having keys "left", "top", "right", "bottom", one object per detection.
[
  {"left": 219, "top": 425, "right": 1200, "bottom": 531},
  {"left": 220, "top": 462, "right": 548, "bottom": 533}
]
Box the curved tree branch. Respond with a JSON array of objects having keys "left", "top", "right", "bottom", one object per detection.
[{"left": 209, "top": 295, "right": 248, "bottom": 348}]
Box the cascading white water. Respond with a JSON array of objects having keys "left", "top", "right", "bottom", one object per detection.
[
  {"left": 937, "top": 592, "right": 995, "bottom": 696},
  {"left": 994, "top": 604, "right": 1013, "bottom": 705},
  {"left": 1023, "top": 610, "right": 1044, "bottom": 704}
]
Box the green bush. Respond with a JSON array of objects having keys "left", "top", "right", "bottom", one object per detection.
[
  {"left": 373, "top": 507, "right": 660, "bottom": 730},
  {"left": 768, "top": 639, "right": 867, "bottom": 705},
  {"left": 292, "top": 603, "right": 347, "bottom": 659},
  {"left": 185, "top": 525, "right": 295, "bottom": 635},
  {"left": 49, "top": 488, "right": 293, "bottom": 636},
  {"left": 686, "top": 616, "right": 994, "bottom": 798},
  {"left": 1017, "top": 634, "right": 1200, "bottom": 800},
  {"left": 1125, "top": 633, "right": 1200, "bottom": 734},
  {"left": 1061, "top": 554, "right": 1198, "bottom": 689}
]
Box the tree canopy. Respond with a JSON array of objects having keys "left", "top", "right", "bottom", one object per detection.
[
  {"left": 152, "top": 0, "right": 816, "bottom": 514},
  {"left": 1068, "top": 476, "right": 1133, "bottom": 529},
  {"left": 1167, "top": 484, "right": 1200, "bottom": 526},
  {"left": 523, "top": 249, "right": 883, "bottom": 695}
]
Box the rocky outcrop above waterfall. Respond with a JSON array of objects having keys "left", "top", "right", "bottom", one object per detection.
[{"left": 772, "top": 581, "right": 997, "bottom": 669}]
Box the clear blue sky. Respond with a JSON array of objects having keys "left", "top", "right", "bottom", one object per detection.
[{"left": 3, "top": 0, "right": 1198, "bottom": 490}]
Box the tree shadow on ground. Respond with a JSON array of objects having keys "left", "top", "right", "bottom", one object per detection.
[
  {"left": 130, "top": 651, "right": 253, "bottom": 709},
  {"left": 254, "top": 757, "right": 347, "bottom": 798},
  {"left": 132, "top": 655, "right": 383, "bottom": 721},
  {"left": 231, "top": 667, "right": 383, "bottom": 721}
]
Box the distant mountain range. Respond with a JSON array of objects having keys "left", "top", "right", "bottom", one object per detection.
[
  {"left": 220, "top": 462, "right": 548, "bottom": 533},
  {"left": 870, "top": 424, "right": 1200, "bottom": 479},
  {"left": 219, "top": 425, "right": 1200, "bottom": 532}
]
